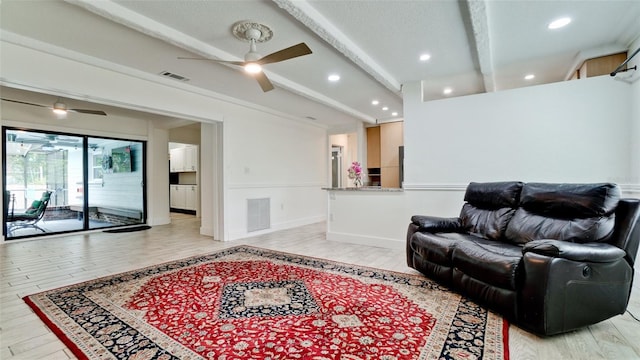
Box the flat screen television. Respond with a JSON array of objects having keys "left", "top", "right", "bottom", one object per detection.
[{"left": 111, "top": 146, "right": 132, "bottom": 173}]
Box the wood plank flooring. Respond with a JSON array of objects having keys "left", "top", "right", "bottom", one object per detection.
[{"left": 1, "top": 214, "right": 639, "bottom": 359}]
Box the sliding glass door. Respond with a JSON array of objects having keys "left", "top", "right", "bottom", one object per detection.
[
  {"left": 3, "top": 128, "right": 146, "bottom": 239},
  {"left": 86, "top": 137, "right": 145, "bottom": 230}
]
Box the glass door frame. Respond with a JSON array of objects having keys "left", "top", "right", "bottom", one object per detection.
[{"left": 2, "top": 126, "right": 148, "bottom": 240}]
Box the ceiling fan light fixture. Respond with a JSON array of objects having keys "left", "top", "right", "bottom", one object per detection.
[{"left": 244, "top": 62, "right": 263, "bottom": 74}]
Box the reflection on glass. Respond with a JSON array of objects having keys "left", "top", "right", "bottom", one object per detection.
[
  {"left": 3, "top": 129, "right": 146, "bottom": 239},
  {"left": 4, "top": 129, "right": 84, "bottom": 238},
  {"left": 87, "top": 138, "right": 144, "bottom": 230}
]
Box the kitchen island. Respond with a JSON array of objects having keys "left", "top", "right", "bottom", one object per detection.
[{"left": 323, "top": 186, "right": 407, "bottom": 249}]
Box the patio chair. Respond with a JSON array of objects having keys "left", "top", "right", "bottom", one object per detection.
[{"left": 7, "top": 191, "right": 52, "bottom": 236}]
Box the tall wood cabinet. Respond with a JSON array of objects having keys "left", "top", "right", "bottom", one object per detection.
[{"left": 366, "top": 122, "right": 403, "bottom": 188}]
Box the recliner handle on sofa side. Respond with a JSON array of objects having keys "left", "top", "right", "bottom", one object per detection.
[{"left": 523, "top": 239, "right": 626, "bottom": 263}]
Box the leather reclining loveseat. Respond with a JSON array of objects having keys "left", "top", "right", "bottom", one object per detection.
[{"left": 406, "top": 181, "right": 640, "bottom": 335}]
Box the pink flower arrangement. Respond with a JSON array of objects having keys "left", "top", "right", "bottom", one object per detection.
[{"left": 347, "top": 161, "right": 363, "bottom": 187}]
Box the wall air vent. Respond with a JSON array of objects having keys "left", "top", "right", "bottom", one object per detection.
[
  {"left": 159, "top": 71, "right": 190, "bottom": 82},
  {"left": 247, "top": 198, "right": 270, "bottom": 233}
]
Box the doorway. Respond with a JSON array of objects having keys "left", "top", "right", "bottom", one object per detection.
[
  {"left": 3, "top": 127, "right": 146, "bottom": 239},
  {"left": 331, "top": 146, "right": 343, "bottom": 188}
]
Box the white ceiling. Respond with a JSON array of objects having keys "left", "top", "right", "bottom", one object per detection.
[{"left": 1, "top": 0, "right": 639, "bottom": 128}]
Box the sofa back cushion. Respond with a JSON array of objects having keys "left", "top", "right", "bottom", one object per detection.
[
  {"left": 464, "top": 181, "right": 523, "bottom": 209},
  {"left": 460, "top": 204, "right": 515, "bottom": 240},
  {"left": 460, "top": 181, "right": 523, "bottom": 240},
  {"left": 505, "top": 183, "right": 620, "bottom": 244}
]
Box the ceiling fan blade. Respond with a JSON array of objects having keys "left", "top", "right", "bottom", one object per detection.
[
  {"left": 69, "top": 109, "right": 107, "bottom": 116},
  {"left": 1, "top": 98, "right": 48, "bottom": 108},
  {"left": 258, "top": 43, "right": 312, "bottom": 65},
  {"left": 177, "top": 56, "right": 245, "bottom": 66},
  {"left": 255, "top": 72, "right": 275, "bottom": 92}
]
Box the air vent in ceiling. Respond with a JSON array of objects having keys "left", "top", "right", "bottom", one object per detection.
[{"left": 159, "top": 71, "right": 190, "bottom": 82}]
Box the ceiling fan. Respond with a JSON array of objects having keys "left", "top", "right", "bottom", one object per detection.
[
  {"left": 1, "top": 97, "right": 107, "bottom": 116},
  {"left": 179, "top": 21, "right": 312, "bottom": 92}
]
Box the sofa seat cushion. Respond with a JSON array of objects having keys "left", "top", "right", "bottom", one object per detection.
[
  {"left": 451, "top": 238, "right": 523, "bottom": 290},
  {"left": 410, "top": 232, "right": 469, "bottom": 266}
]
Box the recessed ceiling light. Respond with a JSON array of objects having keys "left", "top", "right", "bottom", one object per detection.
[
  {"left": 548, "top": 17, "right": 571, "bottom": 29},
  {"left": 443, "top": 87, "right": 453, "bottom": 95},
  {"left": 371, "top": 100, "right": 379, "bottom": 105},
  {"left": 328, "top": 74, "right": 340, "bottom": 82},
  {"left": 419, "top": 53, "right": 431, "bottom": 61},
  {"left": 524, "top": 74, "right": 535, "bottom": 80},
  {"left": 382, "top": 107, "right": 389, "bottom": 111},
  {"left": 391, "top": 112, "right": 398, "bottom": 116}
]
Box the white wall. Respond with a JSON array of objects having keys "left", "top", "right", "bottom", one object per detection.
[
  {"left": 1, "top": 38, "right": 331, "bottom": 241},
  {"left": 169, "top": 124, "right": 201, "bottom": 146},
  {"left": 404, "top": 75, "right": 632, "bottom": 186},
  {"left": 328, "top": 75, "right": 637, "bottom": 248},
  {"left": 223, "top": 107, "right": 327, "bottom": 240},
  {"left": 627, "top": 37, "right": 640, "bottom": 195}
]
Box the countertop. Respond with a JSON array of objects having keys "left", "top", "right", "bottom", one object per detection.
[{"left": 321, "top": 187, "right": 403, "bottom": 192}]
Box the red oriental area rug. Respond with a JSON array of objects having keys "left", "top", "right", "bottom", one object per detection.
[{"left": 23, "top": 246, "right": 509, "bottom": 360}]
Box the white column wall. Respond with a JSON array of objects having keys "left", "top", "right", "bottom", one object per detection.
[
  {"left": 146, "top": 126, "right": 171, "bottom": 226},
  {"left": 628, "top": 37, "right": 640, "bottom": 197},
  {"left": 223, "top": 108, "right": 327, "bottom": 240}
]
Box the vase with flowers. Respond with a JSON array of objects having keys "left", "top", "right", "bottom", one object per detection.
[{"left": 347, "top": 161, "right": 363, "bottom": 187}]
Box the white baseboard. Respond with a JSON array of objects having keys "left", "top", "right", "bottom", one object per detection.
[
  {"left": 200, "top": 225, "right": 214, "bottom": 237},
  {"left": 326, "top": 231, "right": 405, "bottom": 250},
  {"left": 148, "top": 216, "right": 171, "bottom": 226},
  {"left": 227, "top": 215, "right": 326, "bottom": 241}
]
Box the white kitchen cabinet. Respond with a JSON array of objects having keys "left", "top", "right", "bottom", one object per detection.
[
  {"left": 170, "top": 148, "right": 184, "bottom": 172},
  {"left": 185, "top": 185, "right": 198, "bottom": 211},
  {"left": 170, "top": 185, "right": 186, "bottom": 209},
  {"left": 170, "top": 185, "right": 198, "bottom": 211},
  {"left": 170, "top": 146, "right": 198, "bottom": 172},
  {"left": 184, "top": 146, "right": 198, "bottom": 172}
]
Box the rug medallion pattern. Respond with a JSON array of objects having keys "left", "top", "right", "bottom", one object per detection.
[{"left": 24, "top": 246, "right": 508, "bottom": 360}]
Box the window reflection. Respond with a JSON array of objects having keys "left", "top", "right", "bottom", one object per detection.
[{"left": 3, "top": 128, "right": 146, "bottom": 239}]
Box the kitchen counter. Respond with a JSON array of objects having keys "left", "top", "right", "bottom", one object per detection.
[{"left": 322, "top": 187, "right": 403, "bottom": 192}]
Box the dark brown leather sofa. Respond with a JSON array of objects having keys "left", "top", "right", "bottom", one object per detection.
[{"left": 406, "top": 181, "right": 640, "bottom": 336}]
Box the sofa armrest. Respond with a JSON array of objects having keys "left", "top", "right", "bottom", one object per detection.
[
  {"left": 410, "top": 215, "right": 463, "bottom": 232},
  {"left": 523, "top": 239, "right": 626, "bottom": 263}
]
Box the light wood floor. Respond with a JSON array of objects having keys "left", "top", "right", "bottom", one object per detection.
[{"left": 1, "top": 214, "right": 639, "bottom": 359}]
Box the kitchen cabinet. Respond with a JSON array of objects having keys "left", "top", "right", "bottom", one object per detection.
[
  {"left": 184, "top": 185, "right": 198, "bottom": 211},
  {"left": 366, "top": 127, "right": 381, "bottom": 168},
  {"left": 170, "top": 185, "right": 198, "bottom": 211},
  {"left": 170, "top": 185, "right": 185, "bottom": 209},
  {"left": 170, "top": 145, "right": 198, "bottom": 172},
  {"left": 366, "top": 122, "right": 403, "bottom": 188}
]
